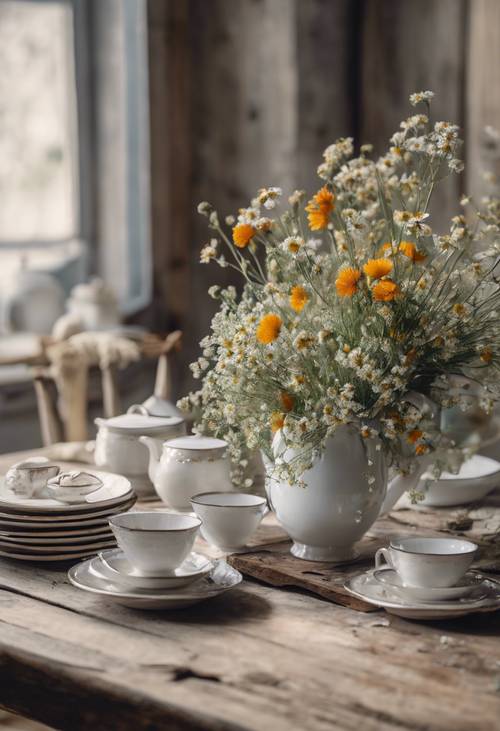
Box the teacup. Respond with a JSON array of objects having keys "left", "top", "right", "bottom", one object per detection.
[
  {"left": 5, "top": 458, "right": 60, "bottom": 498},
  {"left": 191, "top": 492, "right": 268, "bottom": 552},
  {"left": 108, "top": 512, "right": 201, "bottom": 575},
  {"left": 375, "top": 537, "right": 478, "bottom": 588}
]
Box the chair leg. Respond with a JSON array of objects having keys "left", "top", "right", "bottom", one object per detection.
[
  {"left": 33, "top": 375, "right": 64, "bottom": 447},
  {"left": 101, "top": 364, "right": 121, "bottom": 417}
]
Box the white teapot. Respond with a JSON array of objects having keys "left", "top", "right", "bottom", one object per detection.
[
  {"left": 139, "top": 435, "right": 234, "bottom": 511},
  {"left": 94, "top": 411, "right": 186, "bottom": 498}
]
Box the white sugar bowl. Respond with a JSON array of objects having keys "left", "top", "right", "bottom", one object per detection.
[
  {"left": 94, "top": 413, "right": 186, "bottom": 498},
  {"left": 140, "top": 435, "right": 234, "bottom": 511}
]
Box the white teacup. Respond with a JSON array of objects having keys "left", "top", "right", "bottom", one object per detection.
[
  {"left": 108, "top": 512, "right": 201, "bottom": 575},
  {"left": 5, "top": 458, "right": 60, "bottom": 498},
  {"left": 375, "top": 537, "right": 478, "bottom": 588},
  {"left": 190, "top": 492, "right": 268, "bottom": 552}
]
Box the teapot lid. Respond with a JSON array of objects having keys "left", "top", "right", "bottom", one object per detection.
[
  {"left": 97, "top": 413, "right": 184, "bottom": 434},
  {"left": 164, "top": 435, "right": 227, "bottom": 451}
]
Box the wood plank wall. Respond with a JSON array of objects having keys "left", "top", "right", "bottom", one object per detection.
[{"left": 147, "top": 0, "right": 500, "bottom": 399}]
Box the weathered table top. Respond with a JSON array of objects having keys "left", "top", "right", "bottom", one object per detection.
[{"left": 0, "top": 450, "right": 499, "bottom": 731}]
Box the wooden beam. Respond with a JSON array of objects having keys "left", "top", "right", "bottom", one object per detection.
[
  {"left": 360, "top": 0, "right": 467, "bottom": 231},
  {"left": 466, "top": 0, "right": 500, "bottom": 201}
]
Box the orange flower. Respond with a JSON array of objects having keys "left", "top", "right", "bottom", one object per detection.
[
  {"left": 271, "top": 412, "right": 285, "bottom": 433},
  {"left": 335, "top": 267, "right": 361, "bottom": 297},
  {"left": 363, "top": 258, "right": 393, "bottom": 280},
  {"left": 289, "top": 285, "right": 309, "bottom": 312},
  {"left": 232, "top": 223, "right": 256, "bottom": 248},
  {"left": 378, "top": 241, "right": 394, "bottom": 256},
  {"left": 399, "top": 241, "right": 426, "bottom": 262},
  {"left": 415, "top": 444, "right": 429, "bottom": 456},
  {"left": 480, "top": 347, "right": 493, "bottom": 364},
  {"left": 372, "top": 279, "right": 399, "bottom": 301},
  {"left": 280, "top": 391, "right": 295, "bottom": 412},
  {"left": 407, "top": 429, "right": 423, "bottom": 444},
  {"left": 256, "top": 313, "right": 282, "bottom": 344},
  {"left": 305, "top": 186, "right": 335, "bottom": 230}
]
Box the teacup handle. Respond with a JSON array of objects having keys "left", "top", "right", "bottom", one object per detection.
[{"left": 375, "top": 547, "right": 393, "bottom": 571}]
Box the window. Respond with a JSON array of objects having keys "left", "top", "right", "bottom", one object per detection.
[
  {"left": 0, "top": 0, "right": 151, "bottom": 319},
  {"left": 0, "top": 0, "right": 78, "bottom": 241}
]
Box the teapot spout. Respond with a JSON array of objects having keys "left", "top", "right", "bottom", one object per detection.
[
  {"left": 139, "top": 436, "right": 163, "bottom": 485},
  {"left": 380, "top": 453, "right": 434, "bottom": 516}
]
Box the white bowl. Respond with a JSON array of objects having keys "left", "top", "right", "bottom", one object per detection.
[
  {"left": 108, "top": 512, "right": 201, "bottom": 575},
  {"left": 191, "top": 492, "right": 268, "bottom": 552},
  {"left": 419, "top": 455, "right": 500, "bottom": 507}
]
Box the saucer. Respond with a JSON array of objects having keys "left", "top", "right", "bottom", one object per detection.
[
  {"left": 68, "top": 558, "right": 242, "bottom": 609},
  {"left": 94, "top": 549, "right": 214, "bottom": 590},
  {"left": 373, "top": 569, "right": 484, "bottom": 602},
  {"left": 345, "top": 570, "right": 500, "bottom": 620}
]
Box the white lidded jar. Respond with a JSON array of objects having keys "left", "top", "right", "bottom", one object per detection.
[
  {"left": 94, "top": 413, "right": 186, "bottom": 498},
  {"left": 140, "top": 435, "right": 234, "bottom": 511}
]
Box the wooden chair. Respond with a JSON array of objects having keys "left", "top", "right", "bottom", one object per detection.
[{"left": 30, "top": 331, "right": 182, "bottom": 446}]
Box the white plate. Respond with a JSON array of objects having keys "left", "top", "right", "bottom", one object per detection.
[
  {"left": 0, "top": 496, "right": 136, "bottom": 523},
  {"left": 94, "top": 549, "right": 214, "bottom": 590},
  {"left": 0, "top": 523, "right": 117, "bottom": 538},
  {"left": 0, "top": 537, "right": 116, "bottom": 554},
  {"left": 68, "top": 558, "right": 242, "bottom": 609},
  {"left": 0, "top": 499, "right": 135, "bottom": 530},
  {"left": 0, "top": 543, "right": 117, "bottom": 562},
  {"left": 419, "top": 455, "right": 500, "bottom": 507},
  {"left": 373, "top": 569, "right": 484, "bottom": 602},
  {"left": 0, "top": 530, "right": 114, "bottom": 545},
  {"left": 0, "top": 472, "right": 133, "bottom": 513},
  {"left": 345, "top": 570, "right": 500, "bottom": 620}
]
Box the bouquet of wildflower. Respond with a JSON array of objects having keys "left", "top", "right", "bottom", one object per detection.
[{"left": 179, "top": 91, "right": 500, "bottom": 486}]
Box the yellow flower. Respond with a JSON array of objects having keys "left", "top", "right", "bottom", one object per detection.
[
  {"left": 289, "top": 285, "right": 309, "bottom": 312},
  {"left": 399, "top": 241, "right": 426, "bottom": 262},
  {"left": 280, "top": 391, "right": 295, "bottom": 412},
  {"left": 232, "top": 223, "right": 256, "bottom": 248},
  {"left": 372, "top": 279, "right": 399, "bottom": 301},
  {"left": 335, "top": 267, "right": 361, "bottom": 297},
  {"left": 305, "top": 186, "right": 335, "bottom": 230},
  {"left": 271, "top": 412, "right": 285, "bottom": 433},
  {"left": 256, "top": 313, "right": 282, "bottom": 344},
  {"left": 363, "top": 258, "right": 393, "bottom": 280}
]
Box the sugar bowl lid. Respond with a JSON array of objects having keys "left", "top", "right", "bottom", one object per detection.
[
  {"left": 164, "top": 435, "right": 228, "bottom": 454},
  {"left": 95, "top": 413, "right": 184, "bottom": 434}
]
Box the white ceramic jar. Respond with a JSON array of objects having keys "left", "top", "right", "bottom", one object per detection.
[
  {"left": 140, "top": 435, "right": 234, "bottom": 511},
  {"left": 94, "top": 413, "right": 186, "bottom": 498}
]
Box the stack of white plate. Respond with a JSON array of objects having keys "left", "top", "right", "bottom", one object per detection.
[{"left": 0, "top": 471, "right": 135, "bottom": 561}]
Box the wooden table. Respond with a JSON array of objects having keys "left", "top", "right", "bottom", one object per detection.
[{"left": 0, "top": 451, "right": 499, "bottom": 731}]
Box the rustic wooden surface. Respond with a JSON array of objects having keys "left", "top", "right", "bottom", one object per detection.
[
  {"left": 227, "top": 532, "right": 388, "bottom": 613},
  {"left": 0, "top": 450, "right": 500, "bottom": 731}
]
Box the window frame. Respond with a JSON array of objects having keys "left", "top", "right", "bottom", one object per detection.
[{"left": 0, "top": 0, "right": 152, "bottom": 315}]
